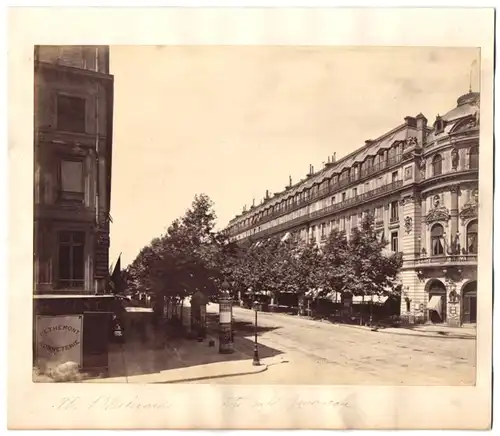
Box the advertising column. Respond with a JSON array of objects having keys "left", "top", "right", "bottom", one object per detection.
[{"left": 219, "top": 294, "right": 234, "bottom": 354}]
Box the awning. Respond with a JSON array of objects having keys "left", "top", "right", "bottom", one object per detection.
[
  {"left": 281, "top": 232, "right": 291, "bottom": 242},
  {"left": 352, "top": 295, "right": 389, "bottom": 305},
  {"left": 325, "top": 291, "right": 342, "bottom": 303},
  {"left": 305, "top": 288, "right": 323, "bottom": 298},
  {"left": 427, "top": 296, "right": 443, "bottom": 316}
]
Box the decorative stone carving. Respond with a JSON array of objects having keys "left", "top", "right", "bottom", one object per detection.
[
  {"left": 453, "top": 115, "right": 478, "bottom": 133},
  {"left": 451, "top": 147, "right": 459, "bottom": 170},
  {"left": 406, "top": 136, "right": 418, "bottom": 147},
  {"left": 404, "top": 216, "right": 413, "bottom": 234},
  {"left": 459, "top": 189, "right": 479, "bottom": 225},
  {"left": 432, "top": 194, "right": 441, "bottom": 208},
  {"left": 418, "top": 157, "right": 426, "bottom": 179},
  {"left": 425, "top": 206, "right": 451, "bottom": 225}
]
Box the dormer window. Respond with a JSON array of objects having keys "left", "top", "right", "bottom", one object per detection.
[{"left": 434, "top": 115, "right": 444, "bottom": 134}]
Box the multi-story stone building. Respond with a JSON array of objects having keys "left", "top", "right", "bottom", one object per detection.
[
  {"left": 226, "top": 91, "right": 479, "bottom": 327},
  {"left": 34, "top": 46, "right": 114, "bottom": 295}
]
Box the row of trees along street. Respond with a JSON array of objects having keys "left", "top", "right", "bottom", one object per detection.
[{"left": 124, "top": 193, "right": 403, "bottom": 323}]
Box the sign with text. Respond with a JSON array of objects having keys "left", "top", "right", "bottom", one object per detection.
[{"left": 36, "top": 315, "right": 83, "bottom": 367}]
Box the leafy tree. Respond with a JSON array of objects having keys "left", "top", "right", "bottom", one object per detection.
[
  {"left": 343, "top": 214, "right": 403, "bottom": 297},
  {"left": 317, "top": 228, "right": 350, "bottom": 298},
  {"left": 126, "top": 193, "right": 224, "bottom": 303},
  {"left": 280, "top": 239, "right": 323, "bottom": 313}
]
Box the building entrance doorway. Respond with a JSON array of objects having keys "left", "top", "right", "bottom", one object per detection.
[
  {"left": 427, "top": 280, "right": 447, "bottom": 324},
  {"left": 462, "top": 281, "right": 477, "bottom": 324}
]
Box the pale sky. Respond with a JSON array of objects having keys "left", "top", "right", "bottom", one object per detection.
[{"left": 108, "top": 46, "right": 480, "bottom": 267}]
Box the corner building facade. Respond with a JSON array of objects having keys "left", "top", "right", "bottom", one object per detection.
[
  {"left": 226, "top": 92, "right": 479, "bottom": 327},
  {"left": 34, "top": 46, "right": 114, "bottom": 295}
]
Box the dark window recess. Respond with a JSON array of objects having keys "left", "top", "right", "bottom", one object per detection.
[
  {"left": 431, "top": 224, "right": 445, "bottom": 256},
  {"left": 57, "top": 95, "right": 86, "bottom": 133},
  {"left": 432, "top": 154, "right": 443, "bottom": 176},
  {"left": 469, "top": 147, "right": 479, "bottom": 170},
  {"left": 58, "top": 231, "right": 85, "bottom": 289},
  {"left": 466, "top": 221, "right": 478, "bottom": 254},
  {"left": 390, "top": 201, "right": 399, "bottom": 221},
  {"left": 391, "top": 232, "right": 399, "bottom": 252},
  {"left": 59, "top": 160, "right": 84, "bottom": 202}
]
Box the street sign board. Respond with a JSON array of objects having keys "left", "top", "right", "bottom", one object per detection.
[{"left": 35, "top": 315, "right": 83, "bottom": 368}]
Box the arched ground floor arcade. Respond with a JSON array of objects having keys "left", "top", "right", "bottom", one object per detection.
[{"left": 399, "top": 265, "right": 477, "bottom": 327}]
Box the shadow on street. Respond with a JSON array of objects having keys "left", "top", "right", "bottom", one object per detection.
[{"left": 104, "top": 309, "right": 284, "bottom": 380}]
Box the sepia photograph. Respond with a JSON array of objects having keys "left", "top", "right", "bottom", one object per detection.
[
  {"left": 32, "top": 44, "right": 481, "bottom": 386},
  {"left": 7, "top": 7, "right": 494, "bottom": 430}
]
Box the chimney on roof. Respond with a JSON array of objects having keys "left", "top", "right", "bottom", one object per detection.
[
  {"left": 289, "top": 175, "right": 292, "bottom": 187},
  {"left": 265, "top": 189, "right": 269, "bottom": 199},
  {"left": 415, "top": 113, "right": 428, "bottom": 146},
  {"left": 365, "top": 139, "right": 373, "bottom": 146},
  {"left": 252, "top": 198, "right": 255, "bottom": 207},
  {"left": 327, "top": 156, "right": 331, "bottom": 164},
  {"left": 332, "top": 153, "right": 336, "bottom": 163},
  {"left": 404, "top": 116, "right": 417, "bottom": 128}
]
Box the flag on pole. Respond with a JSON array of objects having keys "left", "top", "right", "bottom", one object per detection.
[{"left": 110, "top": 253, "right": 123, "bottom": 294}]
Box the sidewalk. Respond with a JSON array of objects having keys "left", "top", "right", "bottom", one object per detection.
[
  {"left": 338, "top": 323, "right": 476, "bottom": 339},
  {"left": 231, "top": 305, "right": 476, "bottom": 339},
  {"left": 86, "top": 332, "right": 267, "bottom": 384}
]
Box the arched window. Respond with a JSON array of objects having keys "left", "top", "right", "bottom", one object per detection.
[
  {"left": 432, "top": 154, "right": 443, "bottom": 176},
  {"left": 431, "top": 224, "right": 445, "bottom": 256},
  {"left": 469, "top": 146, "right": 479, "bottom": 170},
  {"left": 466, "top": 220, "right": 478, "bottom": 254}
]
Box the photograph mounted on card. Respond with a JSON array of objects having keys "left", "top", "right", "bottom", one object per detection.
[{"left": 7, "top": 6, "right": 494, "bottom": 432}]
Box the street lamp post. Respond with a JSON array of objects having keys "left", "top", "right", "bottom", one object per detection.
[{"left": 252, "top": 300, "right": 261, "bottom": 366}]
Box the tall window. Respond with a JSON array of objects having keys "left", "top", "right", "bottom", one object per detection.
[
  {"left": 57, "top": 94, "right": 86, "bottom": 133},
  {"left": 321, "top": 223, "right": 327, "bottom": 238},
  {"left": 331, "top": 196, "right": 336, "bottom": 204},
  {"left": 390, "top": 201, "right": 399, "bottom": 221},
  {"left": 342, "top": 192, "right": 347, "bottom": 202},
  {"left": 469, "top": 146, "right": 479, "bottom": 170},
  {"left": 352, "top": 187, "right": 357, "bottom": 197},
  {"left": 391, "top": 232, "right": 399, "bottom": 252},
  {"left": 431, "top": 224, "right": 445, "bottom": 256},
  {"left": 432, "top": 154, "right": 443, "bottom": 176},
  {"left": 364, "top": 182, "right": 370, "bottom": 193},
  {"left": 59, "top": 159, "right": 84, "bottom": 202},
  {"left": 58, "top": 231, "right": 85, "bottom": 289},
  {"left": 310, "top": 225, "right": 316, "bottom": 243},
  {"left": 466, "top": 220, "right": 478, "bottom": 254},
  {"left": 351, "top": 214, "right": 358, "bottom": 229},
  {"left": 392, "top": 171, "right": 399, "bottom": 183}
]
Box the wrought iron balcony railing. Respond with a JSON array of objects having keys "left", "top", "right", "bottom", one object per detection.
[
  {"left": 240, "top": 180, "right": 404, "bottom": 242},
  {"left": 229, "top": 155, "right": 406, "bottom": 236},
  {"left": 412, "top": 254, "right": 478, "bottom": 266}
]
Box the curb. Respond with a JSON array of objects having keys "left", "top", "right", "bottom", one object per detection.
[
  {"left": 340, "top": 323, "right": 476, "bottom": 339},
  {"left": 151, "top": 363, "right": 268, "bottom": 384}
]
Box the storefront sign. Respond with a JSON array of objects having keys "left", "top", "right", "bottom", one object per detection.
[{"left": 36, "top": 315, "right": 83, "bottom": 367}]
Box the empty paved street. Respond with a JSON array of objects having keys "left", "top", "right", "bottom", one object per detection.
[{"left": 204, "top": 305, "right": 476, "bottom": 385}]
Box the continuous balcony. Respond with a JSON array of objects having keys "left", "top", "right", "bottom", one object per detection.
[
  {"left": 229, "top": 154, "right": 407, "bottom": 236},
  {"left": 240, "top": 180, "right": 404, "bottom": 242},
  {"left": 404, "top": 254, "right": 478, "bottom": 269}
]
